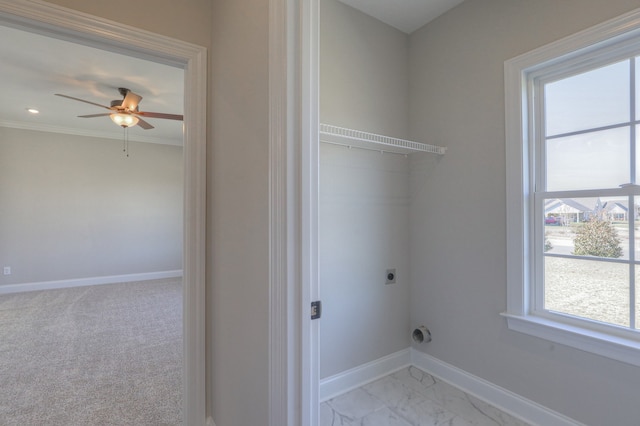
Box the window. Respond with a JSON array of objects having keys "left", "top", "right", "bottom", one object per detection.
[{"left": 504, "top": 9, "right": 640, "bottom": 366}]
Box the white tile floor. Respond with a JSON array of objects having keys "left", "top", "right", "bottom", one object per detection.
[{"left": 320, "top": 366, "right": 531, "bottom": 426}]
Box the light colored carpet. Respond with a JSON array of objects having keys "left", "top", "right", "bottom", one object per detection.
[{"left": 0, "top": 278, "right": 182, "bottom": 425}]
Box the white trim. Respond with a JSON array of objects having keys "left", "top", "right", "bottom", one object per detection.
[
  {"left": 268, "top": 0, "right": 292, "bottom": 424},
  {"left": 0, "top": 270, "right": 183, "bottom": 294},
  {"left": 504, "top": 53, "right": 530, "bottom": 317},
  {"left": 316, "top": 348, "right": 583, "bottom": 426},
  {"left": 504, "top": 6, "right": 640, "bottom": 368},
  {"left": 281, "top": 0, "right": 318, "bottom": 424},
  {"left": 410, "top": 349, "right": 584, "bottom": 426},
  {"left": 504, "top": 8, "right": 640, "bottom": 75},
  {"left": 0, "top": 1, "right": 207, "bottom": 425},
  {"left": 319, "top": 349, "right": 411, "bottom": 402},
  {"left": 270, "top": 0, "right": 314, "bottom": 425},
  {"left": 172, "top": 17, "right": 208, "bottom": 426},
  {"left": 299, "top": 0, "right": 320, "bottom": 425},
  {"left": 502, "top": 313, "right": 640, "bottom": 368}
]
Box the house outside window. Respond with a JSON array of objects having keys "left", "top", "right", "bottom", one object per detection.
[{"left": 504, "top": 9, "right": 640, "bottom": 366}]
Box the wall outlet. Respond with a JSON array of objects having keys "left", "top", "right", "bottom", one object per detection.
[
  {"left": 3, "top": 266, "right": 10, "bottom": 275},
  {"left": 385, "top": 268, "right": 396, "bottom": 284}
]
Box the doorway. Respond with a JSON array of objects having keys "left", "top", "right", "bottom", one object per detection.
[{"left": 0, "top": 2, "right": 206, "bottom": 424}]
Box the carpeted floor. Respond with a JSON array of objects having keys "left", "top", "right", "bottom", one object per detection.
[{"left": 0, "top": 278, "right": 183, "bottom": 425}]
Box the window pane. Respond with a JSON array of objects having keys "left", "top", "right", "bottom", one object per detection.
[
  {"left": 636, "top": 268, "right": 640, "bottom": 330},
  {"left": 636, "top": 57, "right": 640, "bottom": 121},
  {"left": 636, "top": 124, "right": 640, "bottom": 183},
  {"left": 635, "top": 200, "right": 640, "bottom": 260},
  {"left": 544, "top": 197, "right": 628, "bottom": 260},
  {"left": 544, "top": 257, "right": 629, "bottom": 327},
  {"left": 545, "top": 60, "right": 629, "bottom": 136},
  {"left": 546, "top": 127, "right": 629, "bottom": 191}
]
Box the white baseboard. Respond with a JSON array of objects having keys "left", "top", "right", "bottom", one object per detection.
[
  {"left": 319, "top": 348, "right": 411, "bottom": 402},
  {"left": 0, "top": 270, "right": 183, "bottom": 294},
  {"left": 410, "top": 348, "right": 584, "bottom": 426}
]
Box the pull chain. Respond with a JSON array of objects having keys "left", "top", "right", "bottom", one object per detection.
[{"left": 122, "top": 127, "right": 130, "bottom": 157}]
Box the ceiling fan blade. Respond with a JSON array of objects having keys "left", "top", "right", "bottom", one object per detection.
[
  {"left": 136, "top": 111, "right": 184, "bottom": 121},
  {"left": 121, "top": 90, "right": 142, "bottom": 111},
  {"left": 78, "top": 113, "right": 112, "bottom": 118},
  {"left": 55, "top": 94, "right": 111, "bottom": 110},
  {"left": 136, "top": 118, "right": 155, "bottom": 130}
]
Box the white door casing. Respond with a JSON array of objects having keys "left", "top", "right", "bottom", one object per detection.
[{"left": 0, "top": 1, "right": 207, "bottom": 424}]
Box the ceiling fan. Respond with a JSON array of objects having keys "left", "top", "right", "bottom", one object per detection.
[{"left": 55, "top": 87, "right": 183, "bottom": 130}]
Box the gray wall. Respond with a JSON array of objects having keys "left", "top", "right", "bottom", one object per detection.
[
  {"left": 45, "top": 0, "right": 213, "bottom": 48},
  {"left": 320, "top": 0, "right": 411, "bottom": 378},
  {"left": 210, "top": 0, "right": 270, "bottom": 425},
  {"left": 26, "top": 1, "right": 640, "bottom": 425},
  {"left": 319, "top": 145, "right": 411, "bottom": 378},
  {"left": 0, "top": 127, "right": 182, "bottom": 286},
  {"left": 321, "top": 0, "right": 409, "bottom": 138},
  {"left": 408, "top": 1, "right": 640, "bottom": 425}
]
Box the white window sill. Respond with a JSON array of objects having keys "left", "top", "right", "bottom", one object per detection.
[{"left": 501, "top": 312, "right": 640, "bottom": 367}]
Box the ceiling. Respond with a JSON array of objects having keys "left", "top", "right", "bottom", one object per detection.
[
  {"left": 0, "top": 24, "right": 184, "bottom": 146},
  {"left": 338, "top": 0, "right": 465, "bottom": 33},
  {"left": 0, "top": 1, "right": 461, "bottom": 145}
]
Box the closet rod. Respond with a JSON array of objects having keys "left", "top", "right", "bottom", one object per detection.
[{"left": 319, "top": 124, "right": 446, "bottom": 155}]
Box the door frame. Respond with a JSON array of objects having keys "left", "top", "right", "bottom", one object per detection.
[
  {"left": 298, "top": 0, "right": 320, "bottom": 424},
  {"left": 269, "top": 0, "right": 319, "bottom": 424},
  {"left": 0, "top": 1, "right": 207, "bottom": 424}
]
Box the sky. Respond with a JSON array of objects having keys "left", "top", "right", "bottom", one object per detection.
[{"left": 544, "top": 57, "right": 639, "bottom": 191}]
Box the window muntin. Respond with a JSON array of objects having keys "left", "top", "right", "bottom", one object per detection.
[{"left": 535, "top": 54, "right": 640, "bottom": 332}]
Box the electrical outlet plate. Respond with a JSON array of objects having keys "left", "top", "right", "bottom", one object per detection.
[
  {"left": 3, "top": 267, "right": 10, "bottom": 275},
  {"left": 385, "top": 268, "right": 396, "bottom": 284}
]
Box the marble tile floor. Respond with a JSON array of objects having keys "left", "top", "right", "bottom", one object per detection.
[{"left": 320, "top": 366, "right": 531, "bottom": 426}]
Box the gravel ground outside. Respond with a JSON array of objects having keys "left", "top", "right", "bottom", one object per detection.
[
  {"left": 545, "top": 256, "right": 634, "bottom": 327},
  {"left": 544, "top": 223, "right": 639, "bottom": 329}
]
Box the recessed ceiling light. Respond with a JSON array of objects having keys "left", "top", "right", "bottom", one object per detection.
[{"left": 26, "top": 108, "right": 39, "bottom": 114}]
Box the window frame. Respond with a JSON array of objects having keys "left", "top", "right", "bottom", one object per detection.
[{"left": 504, "top": 7, "right": 640, "bottom": 367}]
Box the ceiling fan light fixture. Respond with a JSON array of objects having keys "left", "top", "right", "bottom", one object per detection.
[{"left": 110, "top": 113, "right": 139, "bottom": 128}]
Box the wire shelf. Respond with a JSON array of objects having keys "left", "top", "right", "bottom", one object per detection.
[{"left": 319, "top": 124, "right": 446, "bottom": 155}]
